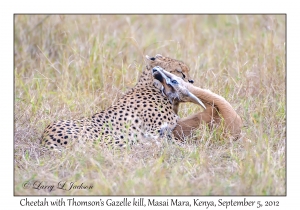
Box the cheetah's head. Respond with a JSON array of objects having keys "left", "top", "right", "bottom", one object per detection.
[
  {"left": 146, "top": 54, "right": 194, "bottom": 84},
  {"left": 152, "top": 66, "right": 206, "bottom": 109}
]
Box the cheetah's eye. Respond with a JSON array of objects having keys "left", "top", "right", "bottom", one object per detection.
[{"left": 171, "top": 79, "right": 178, "bottom": 84}]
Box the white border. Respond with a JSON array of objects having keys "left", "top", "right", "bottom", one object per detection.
[{"left": 3, "top": 1, "right": 297, "bottom": 209}]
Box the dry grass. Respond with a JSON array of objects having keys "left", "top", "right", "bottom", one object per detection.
[{"left": 14, "top": 15, "right": 285, "bottom": 195}]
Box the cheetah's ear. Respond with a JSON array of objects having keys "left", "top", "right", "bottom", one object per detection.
[
  {"left": 146, "top": 55, "right": 156, "bottom": 61},
  {"left": 155, "top": 54, "right": 163, "bottom": 59}
]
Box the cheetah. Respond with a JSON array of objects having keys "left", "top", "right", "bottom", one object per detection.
[{"left": 41, "top": 61, "right": 205, "bottom": 149}]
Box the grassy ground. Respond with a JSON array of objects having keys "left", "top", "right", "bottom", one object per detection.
[{"left": 14, "top": 15, "right": 285, "bottom": 195}]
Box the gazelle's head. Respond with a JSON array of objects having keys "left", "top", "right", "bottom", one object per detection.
[{"left": 152, "top": 66, "right": 206, "bottom": 109}]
